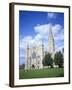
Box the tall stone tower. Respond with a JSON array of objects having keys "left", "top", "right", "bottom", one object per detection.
[{"left": 48, "top": 24, "right": 55, "bottom": 59}]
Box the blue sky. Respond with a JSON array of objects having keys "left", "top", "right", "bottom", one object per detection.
[{"left": 19, "top": 10, "right": 64, "bottom": 65}]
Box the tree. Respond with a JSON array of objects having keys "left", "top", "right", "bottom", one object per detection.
[
  {"left": 19, "top": 64, "right": 25, "bottom": 69},
  {"left": 42, "top": 53, "right": 53, "bottom": 68},
  {"left": 54, "top": 51, "right": 64, "bottom": 68}
]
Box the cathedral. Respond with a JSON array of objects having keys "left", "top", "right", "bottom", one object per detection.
[{"left": 25, "top": 24, "right": 55, "bottom": 70}]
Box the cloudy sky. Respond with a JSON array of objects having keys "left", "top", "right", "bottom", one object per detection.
[{"left": 19, "top": 11, "right": 64, "bottom": 65}]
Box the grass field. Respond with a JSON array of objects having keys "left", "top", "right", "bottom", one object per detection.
[{"left": 19, "top": 68, "right": 64, "bottom": 79}]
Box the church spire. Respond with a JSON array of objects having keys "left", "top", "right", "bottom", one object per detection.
[{"left": 48, "top": 24, "right": 55, "bottom": 58}]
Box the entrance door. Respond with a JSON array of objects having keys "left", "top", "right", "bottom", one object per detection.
[{"left": 32, "top": 64, "right": 35, "bottom": 69}]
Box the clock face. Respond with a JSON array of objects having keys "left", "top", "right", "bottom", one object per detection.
[{"left": 32, "top": 52, "right": 36, "bottom": 59}]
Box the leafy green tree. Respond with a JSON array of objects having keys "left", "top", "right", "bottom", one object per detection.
[
  {"left": 42, "top": 53, "right": 53, "bottom": 68},
  {"left": 54, "top": 51, "right": 64, "bottom": 68}
]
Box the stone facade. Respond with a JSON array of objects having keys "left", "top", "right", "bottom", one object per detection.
[{"left": 25, "top": 45, "right": 44, "bottom": 70}]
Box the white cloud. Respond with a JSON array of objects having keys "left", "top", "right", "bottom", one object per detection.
[
  {"left": 34, "top": 23, "right": 64, "bottom": 51},
  {"left": 34, "top": 24, "right": 49, "bottom": 35},
  {"left": 20, "top": 23, "right": 64, "bottom": 53},
  {"left": 48, "top": 12, "right": 56, "bottom": 19},
  {"left": 34, "top": 23, "right": 63, "bottom": 38},
  {"left": 35, "top": 34, "right": 42, "bottom": 40},
  {"left": 20, "top": 35, "right": 43, "bottom": 50},
  {"left": 20, "top": 36, "right": 33, "bottom": 49},
  {"left": 34, "top": 24, "right": 63, "bottom": 36},
  {"left": 52, "top": 24, "right": 62, "bottom": 34}
]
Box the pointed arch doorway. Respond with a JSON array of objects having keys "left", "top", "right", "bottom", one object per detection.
[{"left": 32, "top": 64, "right": 35, "bottom": 69}]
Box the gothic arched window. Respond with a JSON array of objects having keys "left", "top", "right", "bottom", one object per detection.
[{"left": 32, "top": 52, "right": 36, "bottom": 59}]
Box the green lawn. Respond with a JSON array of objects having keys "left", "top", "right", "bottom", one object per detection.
[{"left": 19, "top": 68, "right": 64, "bottom": 79}]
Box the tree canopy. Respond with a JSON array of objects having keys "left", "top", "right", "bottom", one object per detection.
[
  {"left": 54, "top": 51, "right": 64, "bottom": 68},
  {"left": 42, "top": 53, "right": 53, "bottom": 68}
]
